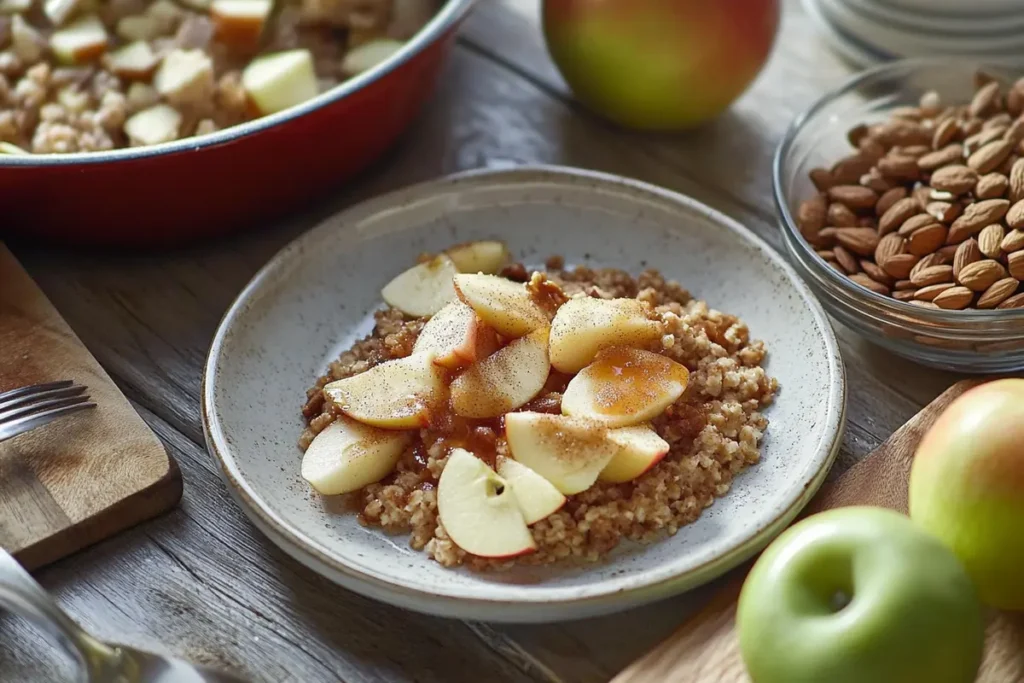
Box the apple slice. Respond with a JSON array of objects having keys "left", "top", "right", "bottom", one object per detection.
[
  {"left": 211, "top": 0, "right": 272, "bottom": 51},
  {"left": 301, "top": 416, "right": 412, "bottom": 495},
  {"left": 116, "top": 15, "right": 161, "bottom": 42},
  {"left": 242, "top": 49, "right": 319, "bottom": 115},
  {"left": 600, "top": 424, "right": 671, "bottom": 483},
  {"left": 44, "top": 0, "right": 80, "bottom": 26},
  {"left": 561, "top": 347, "right": 689, "bottom": 428},
  {"left": 380, "top": 254, "right": 458, "bottom": 318},
  {"left": 323, "top": 352, "right": 446, "bottom": 429},
  {"left": 453, "top": 273, "right": 548, "bottom": 338},
  {"left": 49, "top": 15, "right": 108, "bottom": 65},
  {"left": 505, "top": 412, "right": 618, "bottom": 495},
  {"left": 496, "top": 456, "right": 566, "bottom": 525},
  {"left": 0, "top": 142, "right": 28, "bottom": 155},
  {"left": 549, "top": 297, "right": 662, "bottom": 373},
  {"left": 0, "top": 0, "right": 32, "bottom": 13},
  {"left": 437, "top": 448, "right": 536, "bottom": 558},
  {"left": 412, "top": 301, "right": 498, "bottom": 369},
  {"left": 341, "top": 38, "right": 404, "bottom": 76},
  {"left": 123, "top": 104, "right": 182, "bottom": 146},
  {"left": 450, "top": 327, "right": 550, "bottom": 419},
  {"left": 104, "top": 41, "right": 159, "bottom": 80},
  {"left": 446, "top": 240, "right": 510, "bottom": 274},
  {"left": 12, "top": 16, "right": 44, "bottom": 62},
  {"left": 154, "top": 48, "right": 214, "bottom": 106}
]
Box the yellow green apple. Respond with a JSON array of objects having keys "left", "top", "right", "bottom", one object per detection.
[
  {"left": 737, "top": 507, "right": 983, "bottom": 683},
  {"left": 909, "top": 378, "right": 1024, "bottom": 611},
  {"left": 542, "top": 0, "right": 779, "bottom": 130}
]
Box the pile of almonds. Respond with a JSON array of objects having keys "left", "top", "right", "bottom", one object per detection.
[{"left": 797, "top": 72, "right": 1024, "bottom": 311}]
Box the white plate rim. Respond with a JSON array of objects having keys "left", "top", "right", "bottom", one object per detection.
[{"left": 201, "top": 165, "right": 848, "bottom": 621}]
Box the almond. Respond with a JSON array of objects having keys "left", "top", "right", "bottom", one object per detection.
[
  {"left": 880, "top": 198, "right": 923, "bottom": 235},
  {"left": 817, "top": 227, "right": 839, "bottom": 247},
  {"left": 860, "top": 260, "right": 893, "bottom": 286},
  {"left": 1007, "top": 199, "right": 1024, "bottom": 229},
  {"left": 913, "top": 283, "right": 956, "bottom": 301},
  {"left": 1009, "top": 250, "right": 1024, "bottom": 280},
  {"left": 957, "top": 259, "right": 1006, "bottom": 291},
  {"left": 876, "top": 187, "right": 908, "bottom": 217},
  {"left": 910, "top": 264, "right": 954, "bottom": 287},
  {"left": 909, "top": 300, "right": 941, "bottom": 309},
  {"left": 1010, "top": 158, "right": 1024, "bottom": 203},
  {"left": 930, "top": 164, "right": 979, "bottom": 194},
  {"left": 1001, "top": 229, "right": 1024, "bottom": 253},
  {"left": 859, "top": 137, "right": 885, "bottom": 161},
  {"left": 849, "top": 272, "right": 889, "bottom": 296},
  {"left": 985, "top": 113, "right": 1013, "bottom": 131},
  {"left": 828, "top": 185, "right": 879, "bottom": 210},
  {"left": 908, "top": 223, "right": 948, "bottom": 255},
  {"left": 833, "top": 245, "right": 860, "bottom": 274},
  {"left": 948, "top": 198, "right": 1010, "bottom": 238},
  {"left": 894, "top": 279, "right": 916, "bottom": 291},
  {"left": 874, "top": 119, "right": 930, "bottom": 147},
  {"left": 847, "top": 123, "right": 869, "bottom": 147},
  {"left": 797, "top": 195, "right": 827, "bottom": 241},
  {"left": 891, "top": 106, "right": 922, "bottom": 121},
  {"left": 977, "top": 277, "right": 1020, "bottom": 309},
  {"left": 1005, "top": 117, "right": 1024, "bottom": 146},
  {"left": 917, "top": 143, "right": 963, "bottom": 170},
  {"left": 970, "top": 81, "right": 1001, "bottom": 118},
  {"left": 912, "top": 252, "right": 947, "bottom": 279},
  {"left": 912, "top": 185, "right": 933, "bottom": 208},
  {"left": 877, "top": 154, "right": 920, "bottom": 181},
  {"left": 975, "top": 172, "right": 1008, "bottom": 199},
  {"left": 936, "top": 245, "right": 960, "bottom": 261},
  {"left": 953, "top": 238, "right": 981, "bottom": 278},
  {"left": 997, "top": 292, "right": 1024, "bottom": 308},
  {"left": 1001, "top": 153, "right": 1020, "bottom": 175},
  {"left": 816, "top": 250, "right": 835, "bottom": 260},
  {"left": 875, "top": 233, "right": 907, "bottom": 263},
  {"left": 925, "top": 201, "right": 961, "bottom": 223},
  {"left": 897, "top": 145, "right": 931, "bottom": 159},
  {"left": 881, "top": 253, "right": 920, "bottom": 280},
  {"left": 1009, "top": 87, "right": 1024, "bottom": 119},
  {"left": 920, "top": 90, "right": 941, "bottom": 116},
  {"left": 809, "top": 168, "right": 834, "bottom": 192},
  {"left": 825, "top": 260, "right": 844, "bottom": 275},
  {"left": 967, "top": 139, "right": 1014, "bottom": 173},
  {"left": 932, "top": 118, "right": 959, "bottom": 149},
  {"left": 897, "top": 214, "right": 939, "bottom": 237},
  {"left": 893, "top": 289, "right": 917, "bottom": 301},
  {"left": 860, "top": 170, "right": 892, "bottom": 193},
  {"left": 933, "top": 286, "right": 974, "bottom": 310},
  {"left": 962, "top": 118, "right": 983, "bottom": 137},
  {"left": 827, "top": 202, "right": 858, "bottom": 227},
  {"left": 831, "top": 155, "right": 875, "bottom": 186},
  {"left": 978, "top": 223, "right": 1005, "bottom": 258},
  {"left": 835, "top": 227, "right": 880, "bottom": 256}
]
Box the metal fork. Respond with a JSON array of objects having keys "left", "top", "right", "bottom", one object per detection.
[{"left": 0, "top": 380, "right": 96, "bottom": 442}]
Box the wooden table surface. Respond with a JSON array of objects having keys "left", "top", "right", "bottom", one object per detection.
[{"left": 1, "top": 1, "right": 965, "bottom": 680}]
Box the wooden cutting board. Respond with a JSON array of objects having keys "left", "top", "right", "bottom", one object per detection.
[
  {"left": 614, "top": 380, "right": 1024, "bottom": 683},
  {"left": 0, "top": 243, "right": 182, "bottom": 570}
]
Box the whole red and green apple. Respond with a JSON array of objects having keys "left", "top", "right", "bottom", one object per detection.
[
  {"left": 542, "top": 0, "right": 780, "bottom": 130},
  {"left": 737, "top": 507, "right": 983, "bottom": 683},
  {"left": 910, "top": 378, "right": 1024, "bottom": 611}
]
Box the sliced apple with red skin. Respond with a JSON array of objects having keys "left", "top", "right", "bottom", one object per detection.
[
  {"left": 562, "top": 347, "right": 689, "bottom": 428},
  {"left": 50, "top": 15, "right": 108, "bottom": 65},
  {"left": 548, "top": 297, "right": 662, "bottom": 373},
  {"left": 242, "top": 49, "right": 319, "bottom": 115},
  {"left": 437, "top": 448, "right": 536, "bottom": 559},
  {"left": 600, "top": 424, "right": 671, "bottom": 483},
  {"left": 104, "top": 41, "right": 159, "bottom": 80},
  {"left": 211, "top": 0, "right": 272, "bottom": 51},
  {"left": 301, "top": 416, "right": 412, "bottom": 495},
  {"left": 496, "top": 456, "right": 566, "bottom": 524},
  {"left": 505, "top": 412, "right": 619, "bottom": 495},
  {"left": 412, "top": 301, "right": 499, "bottom": 370},
  {"left": 446, "top": 240, "right": 510, "bottom": 275},
  {"left": 380, "top": 254, "right": 458, "bottom": 318},
  {"left": 450, "top": 327, "right": 550, "bottom": 419},
  {"left": 453, "top": 273, "right": 548, "bottom": 338},
  {"left": 323, "top": 352, "right": 446, "bottom": 429}
]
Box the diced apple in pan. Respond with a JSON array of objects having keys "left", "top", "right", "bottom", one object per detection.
[
  {"left": 599, "top": 424, "right": 671, "bottom": 483},
  {"left": 341, "top": 38, "right": 404, "bottom": 76},
  {"left": 446, "top": 240, "right": 510, "bottom": 275},
  {"left": 104, "top": 41, "right": 159, "bottom": 80},
  {"left": 548, "top": 297, "right": 662, "bottom": 373},
  {"left": 412, "top": 301, "right": 499, "bottom": 369},
  {"left": 453, "top": 273, "right": 548, "bottom": 338},
  {"left": 154, "top": 48, "right": 214, "bottom": 106},
  {"left": 301, "top": 416, "right": 412, "bottom": 495},
  {"left": 49, "top": 15, "right": 108, "bottom": 65},
  {"left": 450, "top": 327, "right": 550, "bottom": 419},
  {"left": 242, "top": 48, "right": 319, "bottom": 115},
  {"left": 561, "top": 347, "right": 689, "bottom": 428},
  {"left": 381, "top": 254, "right": 458, "bottom": 317},
  {"left": 44, "top": 0, "right": 80, "bottom": 26},
  {"left": 123, "top": 104, "right": 182, "bottom": 146},
  {"left": 211, "top": 0, "right": 272, "bottom": 51},
  {"left": 0, "top": 142, "right": 28, "bottom": 154},
  {"left": 496, "top": 456, "right": 566, "bottom": 525},
  {"left": 505, "top": 412, "right": 619, "bottom": 495},
  {"left": 323, "top": 352, "right": 446, "bottom": 429},
  {"left": 437, "top": 448, "right": 536, "bottom": 558}
]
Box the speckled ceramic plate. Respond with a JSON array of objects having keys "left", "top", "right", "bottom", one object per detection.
[{"left": 202, "top": 166, "right": 846, "bottom": 623}]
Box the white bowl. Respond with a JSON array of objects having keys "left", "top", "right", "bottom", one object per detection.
[{"left": 202, "top": 166, "right": 846, "bottom": 622}]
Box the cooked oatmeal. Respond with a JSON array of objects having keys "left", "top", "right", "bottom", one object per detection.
[{"left": 300, "top": 254, "right": 778, "bottom": 570}]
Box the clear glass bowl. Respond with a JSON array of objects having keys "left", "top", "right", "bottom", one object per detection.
[{"left": 774, "top": 59, "right": 1024, "bottom": 373}]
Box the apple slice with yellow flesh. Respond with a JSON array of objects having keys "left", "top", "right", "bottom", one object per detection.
[
  {"left": 49, "top": 15, "right": 108, "bottom": 65},
  {"left": 211, "top": 0, "right": 272, "bottom": 51},
  {"left": 242, "top": 49, "right": 319, "bottom": 115},
  {"left": 301, "top": 416, "right": 411, "bottom": 495},
  {"left": 437, "top": 448, "right": 536, "bottom": 558},
  {"left": 505, "top": 412, "right": 618, "bottom": 495},
  {"left": 446, "top": 240, "right": 510, "bottom": 274},
  {"left": 381, "top": 254, "right": 458, "bottom": 318},
  {"left": 599, "top": 424, "right": 671, "bottom": 483},
  {"left": 323, "top": 352, "right": 446, "bottom": 429},
  {"left": 341, "top": 38, "right": 404, "bottom": 76},
  {"left": 104, "top": 41, "right": 159, "bottom": 80},
  {"left": 453, "top": 273, "right": 548, "bottom": 338},
  {"left": 496, "top": 456, "right": 566, "bottom": 525},
  {"left": 562, "top": 347, "right": 689, "bottom": 428},
  {"left": 450, "top": 327, "right": 550, "bottom": 418},
  {"left": 124, "top": 104, "right": 182, "bottom": 146},
  {"left": 548, "top": 297, "right": 662, "bottom": 373},
  {"left": 412, "top": 301, "right": 499, "bottom": 370}
]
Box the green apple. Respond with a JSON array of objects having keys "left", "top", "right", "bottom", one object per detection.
[
  {"left": 737, "top": 507, "right": 983, "bottom": 683},
  {"left": 910, "top": 378, "right": 1024, "bottom": 611}
]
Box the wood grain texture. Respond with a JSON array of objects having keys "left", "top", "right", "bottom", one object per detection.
[
  {"left": 614, "top": 380, "right": 1024, "bottom": 683},
  {"left": 0, "top": 243, "right": 182, "bottom": 570},
  {"left": 0, "top": 1, "right": 991, "bottom": 681}
]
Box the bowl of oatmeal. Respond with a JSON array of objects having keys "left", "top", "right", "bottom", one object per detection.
[
  {"left": 0, "top": 0, "right": 473, "bottom": 245},
  {"left": 203, "top": 165, "right": 846, "bottom": 622}
]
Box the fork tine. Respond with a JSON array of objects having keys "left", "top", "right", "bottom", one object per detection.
[
  {"left": 0, "top": 394, "right": 92, "bottom": 423},
  {"left": 0, "top": 380, "right": 74, "bottom": 405},
  {"left": 0, "top": 401, "right": 96, "bottom": 443},
  {"left": 0, "top": 384, "right": 87, "bottom": 413}
]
